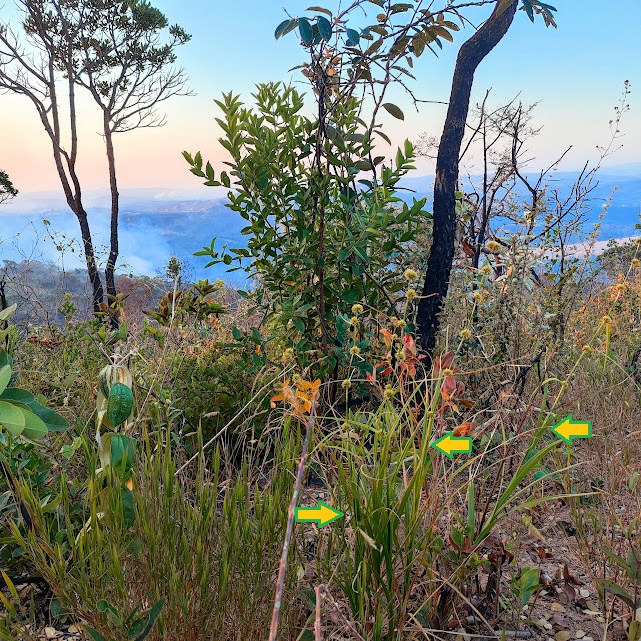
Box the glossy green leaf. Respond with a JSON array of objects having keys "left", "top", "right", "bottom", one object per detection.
[
  {"left": 111, "top": 434, "right": 137, "bottom": 474},
  {"left": 298, "top": 17, "right": 313, "bottom": 44},
  {"left": 275, "top": 18, "right": 298, "bottom": 39},
  {"left": 132, "top": 599, "right": 165, "bottom": 641},
  {"left": 84, "top": 628, "right": 107, "bottom": 641},
  {"left": 121, "top": 487, "right": 136, "bottom": 529},
  {"left": 316, "top": 16, "right": 332, "bottom": 40},
  {"left": 346, "top": 28, "right": 360, "bottom": 46}
]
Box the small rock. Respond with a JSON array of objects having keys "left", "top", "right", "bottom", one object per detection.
[
  {"left": 45, "top": 627, "right": 58, "bottom": 639},
  {"left": 551, "top": 603, "right": 566, "bottom": 612},
  {"left": 575, "top": 631, "right": 586, "bottom": 639},
  {"left": 555, "top": 631, "right": 572, "bottom": 641},
  {"left": 579, "top": 589, "right": 590, "bottom": 598},
  {"left": 67, "top": 625, "right": 81, "bottom": 634}
]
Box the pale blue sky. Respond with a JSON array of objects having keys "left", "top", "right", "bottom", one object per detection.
[{"left": 1, "top": 0, "right": 639, "bottom": 194}]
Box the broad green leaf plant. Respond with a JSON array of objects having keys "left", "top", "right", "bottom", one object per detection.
[
  {"left": 0, "top": 305, "right": 69, "bottom": 440},
  {"left": 185, "top": 84, "right": 429, "bottom": 382}
]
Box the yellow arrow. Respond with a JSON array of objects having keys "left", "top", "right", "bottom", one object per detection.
[
  {"left": 431, "top": 432, "right": 473, "bottom": 459},
  {"left": 550, "top": 414, "right": 592, "bottom": 445},
  {"left": 295, "top": 502, "right": 344, "bottom": 528}
]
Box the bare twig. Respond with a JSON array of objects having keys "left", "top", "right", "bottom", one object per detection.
[{"left": 268, "top": 402, "right": 318, "bottom": 641}]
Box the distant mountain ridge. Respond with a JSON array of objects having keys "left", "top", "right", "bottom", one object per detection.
[{"left": 1, "top": 166, "right": 639, "bottom": 282}]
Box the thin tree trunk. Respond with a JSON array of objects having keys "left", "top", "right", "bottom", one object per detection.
[
  {"left": 417, "top": 0, "right": 519, "bottom": 357},
  {"left": 0, "top": 1, "right": 106, "bottom": 314},
  {"left": 75, "top": 203, "right": 106, "bottom": 313},
  {"left": 104, "top": 115, "right": 120, "bottom": 328}
]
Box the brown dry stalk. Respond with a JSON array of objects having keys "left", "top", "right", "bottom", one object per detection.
[
  {"left": 268, "top": 402, "right": 317, "bottom": 641},
  {"left": 314, "top": 584, "right": 322, "bottom": 641}
]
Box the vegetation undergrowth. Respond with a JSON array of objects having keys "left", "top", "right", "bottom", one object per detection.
[{"left": 1, "top": 2, "right": 640, "bottom": 641}]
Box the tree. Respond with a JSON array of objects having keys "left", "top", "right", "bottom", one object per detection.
[
  {"left": 415, "top": 0, "right": 555, "bottom": 357},
  {"left": 0, "top": 169, "right": 18, "bottom": 204},
  {"left": 186, "top": 0, "right": 558, "bottom": 384},
  {"left": 0, "top": 170, "right": 18, "bottom": 316},
  {"left": 62, "top": 0, "right": 190, "bottom": 312},
  {"left": 0, "top": 0, "right": 189, "bottom": 317},
  {"left": 270, "top": 0, "right": 557, "bottom": 364},
  {"left": 0, "top": 1, "right": 105, "bottom": 311}
]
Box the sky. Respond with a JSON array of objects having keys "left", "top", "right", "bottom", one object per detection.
[{"left": 0, "top": 0, "right": 640, "bottom": 198}]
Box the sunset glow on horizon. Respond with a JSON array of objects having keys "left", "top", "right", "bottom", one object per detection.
[{"left": 1, "top": 0, "right": 640, "bottom": 199}]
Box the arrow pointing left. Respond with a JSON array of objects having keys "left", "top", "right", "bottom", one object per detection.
[
  {"left": 431, "top": 431, "right": 473, "bottom": 459},
  {"left": 295, "top": 502, "right": 344, "bottom": 527}
]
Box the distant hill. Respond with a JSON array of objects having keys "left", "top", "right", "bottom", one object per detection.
[{"left": 1, "top": 167, "right": 639, "bottom": 283}]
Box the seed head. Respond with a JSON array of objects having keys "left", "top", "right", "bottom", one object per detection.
[{"left": 404, "top": 268, "right": 419, "bottom": 282}]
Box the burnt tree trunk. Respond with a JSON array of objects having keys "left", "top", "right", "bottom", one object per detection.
[
  {"left": 417, "top": 0, "right": 519, "bottom": 358},
  {"left": 104, "top": 115, "right": 120, "bottom": 329}
]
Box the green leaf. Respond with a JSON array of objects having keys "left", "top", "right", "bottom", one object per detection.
[
  {"left": 598, "top": 579, "right": 636, "bottom": 607},
  {"left": 521, "top": 0, "right": 535, "bottom": 21},
  {"left": 133, "top": 599, "right": 164, "bottom": 641},
  {"left": 0, "top": 304, "right": 17, "bottom": 323},
  {"left": 346, "top": 28, "right": 360, "bottom": 46},
  {"left": 121, "top": 487, "right": 136, "bottom": 529},
  {"left": 18, "top": 406, "right": 48, "bottom": 440},
  {"left": 298, "top": 17, "right": 313, "bottom": 44},
  {"left": 598, "top": 545, "right": 629, "bottom": 572},
  {"left": 354, "top": 159, "right": 373, "bottom": 171},
  {"left": 382, "top": 103, "right": 404, "bottom": 120},
  {"left": 111, "top": 434, "right": 137, "bottom": 474},
  {"left": 84, "top": 628, "right": 107, "bottom": 641},
  {"left": 0, "top": 365, "right": 11, "bottom": 395},
  {"left": 0, "top": 388, "right": 35, "bottom": 404},
  {"left": 28, "top": 402, "right": 69, "bottom": 432},
  {"left": 316, "top": 16, "right": 332, "bottom": 40},
  {"left": 275, "top": 18, "right": 298, "bottom": 39},
  {"left": 0, "top": 400, "right": 25, "bottom": 436}
]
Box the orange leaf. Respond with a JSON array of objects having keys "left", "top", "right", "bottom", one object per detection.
[
  {"left": 462, "top": 238, "right": 476, "bottom": 258},
  {"left": 433, "top": 351, "right": 455, "bottom": 374},
  {"left": 453, "top": 422, "right": 476, "bottom": 437}
]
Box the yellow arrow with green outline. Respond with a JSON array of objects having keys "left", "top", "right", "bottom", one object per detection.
[
  {"left": 295, "top": 502, "right": 344, "bottom": 527},
  {"left": 550, "top": 414, "right": 592, "bottom": 444},
  {"left": 431, "top": 431, "right": 473, "bottom": 459}
]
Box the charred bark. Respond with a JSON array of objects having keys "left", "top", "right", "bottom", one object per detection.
[
  {"left": 416, "top": 0, "right": 519, "bottom": 358},
  {"left": 104, "top": 115, "right": 120, "bottom": 329}
]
